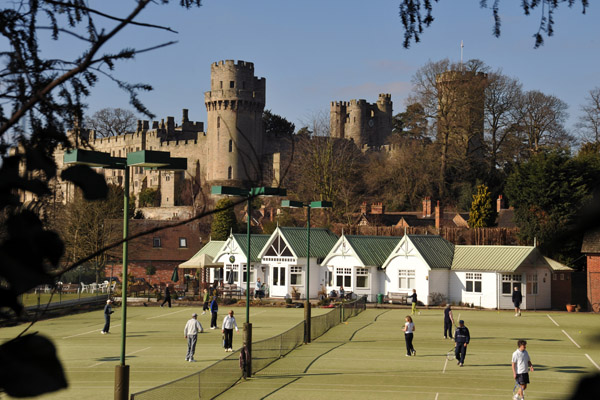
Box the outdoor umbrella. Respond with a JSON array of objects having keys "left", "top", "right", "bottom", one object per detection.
[{"left": 171, "top": 266, "right": 179, "bottom": 282}]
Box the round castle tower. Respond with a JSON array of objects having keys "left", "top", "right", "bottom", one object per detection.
[{"left": 204, "top": 60, "right": 266, "bottom": 186}]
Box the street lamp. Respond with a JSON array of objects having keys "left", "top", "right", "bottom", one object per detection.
[
  {"left": 64, "top": 149, "right": 186, "bottom": 400},
  {"left": 211, "top": 185, "right": 286, "bottom": 377},
  {"left": 281, "top": 200, "right": 332, "bottom": 343}
]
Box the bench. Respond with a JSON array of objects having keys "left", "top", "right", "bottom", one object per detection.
[
  {"left": 386, "top": 292, "right": 408, "bottom": 305},
  {"left": 59, "top": 283, "right": 80, "bottom": 294}
]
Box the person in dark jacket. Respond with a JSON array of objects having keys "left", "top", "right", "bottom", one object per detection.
[
  {"left": 101, "top": 299, "right": 114, "bottom": 334},
  {"left": 410, "top": 289, "right": 419, "bottom": 315},
  {"left": 454, "top": 320, "right": 470, "bottom": 366},
  {"left": 443, "top": 305, "right": 454, "bottom": 339},
  {"left": 210, "top": 296, "right": 219, "bottom": 329},
  {"left": 161, "top": 284, "right": 172, "bottom": 308},
  {"left": 512, "top": 287, "right": 523, "bottom": 316}
]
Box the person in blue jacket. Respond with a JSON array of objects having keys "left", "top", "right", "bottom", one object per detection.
[
  {"left": 210, "top": 296, "right": 219, "bottom": 329},
  {"left": 454, "top": 320, "right": 470, "bottom": 367}
]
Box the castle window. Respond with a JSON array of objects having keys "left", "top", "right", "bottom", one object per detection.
[
  {"left": 228, "top": 166, "right": 232, "bottom": 180},
  {"left": 217, "top": 116, "right": 220, "bottom": 129},
  {"left": 230, "top": 81, "right": 234, "bottom": 88},
  {"left": 242, "top": 81, "right": 246, "bottom": 89},
  {"left": 220, "top": 81, "right": 223, "bottom": 89},
  {"left": 229, "top": 139, "right": 233, "bottom": 152},
  {"left": 153, "top": 237, "right": 161, "bottom": 248}
]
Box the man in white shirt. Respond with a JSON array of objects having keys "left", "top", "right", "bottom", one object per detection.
[
  {"left": 184, "top": 313, "right": 203, "bottom": 362},
  {"left": 512, "top": 340, "right": 534, "bottom": 400},
  {"left": 222, "top": 310, "right": 239, "bottom": 352}
]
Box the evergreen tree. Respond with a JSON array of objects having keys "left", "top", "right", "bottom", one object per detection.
[
  {"left": 210, "top": 198, "right": 238, "bottom": 240},
  {"left": 468, "top": 184, "right": 497, "bottom": 228}
]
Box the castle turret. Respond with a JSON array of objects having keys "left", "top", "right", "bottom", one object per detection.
[{"left": 204, "top": 60, "right": 266, "bottom": 186}]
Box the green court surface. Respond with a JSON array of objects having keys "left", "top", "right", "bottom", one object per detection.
[
  {"left": 219, "top": 309, "right": 600, "bottom": 400},
  {"left": 0, "top": 305, "right": 329, "bottom": 400},
  {"left": 0, "top": 307, "right": 599, "bottom": 399}
]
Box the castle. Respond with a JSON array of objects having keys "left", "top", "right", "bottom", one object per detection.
[{"left": 51, "top": 60, "right": 485, "bottom": 214}]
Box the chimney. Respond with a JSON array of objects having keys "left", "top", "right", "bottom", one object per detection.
[
  {"left": 182, "top": 109, "right": 189, "bottom": 124},
  {"left": 422, "top": 196, "right": 432, "bottom": 217},
  {"left": 497, "top": 195, "right": 504, "bottom": 212},
  {"left": 435, "top": 200, "right": 444, "bottom": 229},
  {"left": 360, "top": 201, "right": 368, "bottom": 214},
  {"left": 371, "top": 202, "right": 384, "bottom": 214}
]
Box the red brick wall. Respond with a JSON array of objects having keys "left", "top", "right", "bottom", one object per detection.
[{"left": 587, "top": 254, "right": 600, "bottom": 308}]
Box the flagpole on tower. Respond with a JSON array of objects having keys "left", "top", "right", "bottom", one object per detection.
[{"left": 460, "top": 40, "right": 464, "bottom": 71}]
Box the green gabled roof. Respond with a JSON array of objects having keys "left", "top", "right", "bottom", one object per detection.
[
  {"left": 451, "top": 245, "right": 535, "bottom": 272},
  {"left": 408, "top": 235, "right": 455, "bottom": 269},
  {"left": 179, "top": 240, "right": 225, "bottom": 268},
  {"left": 279, "top": 227, "right": 338, "bottom": 258},
  {"left": 233, "top": 234, "right": 270, "bottom": 262},
  {"left": 345, "top": 235, "right": 402, "bottom": 267}
]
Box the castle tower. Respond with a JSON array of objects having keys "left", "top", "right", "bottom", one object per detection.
[
  {"left": 330, "top": 94, "right": 393, "bottom": 148},
  {"left": 435, "top": 70, "right": 487, "bottom": 159},
  {"left": 204, "top": 60, "right": 266, "bottom": 186}
]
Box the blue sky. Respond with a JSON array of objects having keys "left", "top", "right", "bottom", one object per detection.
[{"left": 79, "top": 1, "right": 599, "bottom": 134}]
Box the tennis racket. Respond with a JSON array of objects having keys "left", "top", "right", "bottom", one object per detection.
[
  {"left": 512, "top": 380, "right": 520, "bottom": 398},
  {"left": 446, "top": 348, "right": 456, "bottom": 361}
]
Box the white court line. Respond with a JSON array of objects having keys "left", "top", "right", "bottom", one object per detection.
[
  {"left": 435, "top": 393, "right": 439, "bottom": 400},
  {"left": 585, "top": 354, "right": 600, "bottom": 371},
  {"left": 561, "top": 329, "right": 581, "bottom": 348},
  {"left": 146, "top": 309, "right": 188, "bottom": 319},
  {"left": 62, "top": 323, "right": 129, "bottom": 339},
  {"left": 87, "top": 347, "right": 151, "bottom": 368},
  {"left": 442, "top": 358, "right": 448, "bottom": 374},
  {"left": 546, "top": 314, "right": 560, "bottom": 327}
]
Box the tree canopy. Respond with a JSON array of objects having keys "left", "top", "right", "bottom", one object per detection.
[{"left": 210, "top": 198, "right": 238, "bottom": 241}]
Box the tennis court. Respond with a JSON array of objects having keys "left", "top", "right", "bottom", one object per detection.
[
  {"left": 1, "top": 306, "right": 598, "bottom": 399},
  {"left": 218, "top": 309, "right": 600, "bottom": 400}
]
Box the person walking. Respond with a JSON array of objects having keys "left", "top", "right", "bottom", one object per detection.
[
  {"left": 202, "top": 288, "right": 210, "bottom": 315},
  {"left": 443, "top": 304, "right": 454, "bottom": 339},
  {"left": 255, "top": 278, "right": 263, "bottom": 299},
  {"left": 101, "top": 299, "right": 114, "bottom": 334},
  {"left": 210, "top": 296, "right": 219, "bottom": 329},
  {"left": 454, "top": 320, "right": 470, "bottom": 366},
  {"left": 410, "top": 289, "right": 419, "bottom": 315},
  {"left": 161, "top": 283, "right": 172, "bottom": 308},
  {"left": 221, "top": 310, "right": 239, "bottom": 352},
  {"left": 512, "top": 340, "right": 534, "bottom": 400},
  {"left": 402, "top": 315, "right": 416, "bottom": 357},
  {"left": 512, "top": 286, "right": 523, "bottom": 316},
  {"left": 184, "top": 313, "right": 204, "bottom": 362}
]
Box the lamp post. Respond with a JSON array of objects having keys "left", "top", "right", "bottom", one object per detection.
[
  {"left": 64, "top": 149, "right": 186, "bottom": 400},
  {"left": 281, "top": 200, "right": 332, "bottom": 343},
  {"left": 211, "top": 185, "right": 286, "bottom": 377}
]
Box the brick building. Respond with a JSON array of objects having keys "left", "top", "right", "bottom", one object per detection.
[
  {"left": 581, "top": 228, "right": 600, "bottom": 310},
  {"left": 105, "top": 219, "right": 204, "bottom": 287}
]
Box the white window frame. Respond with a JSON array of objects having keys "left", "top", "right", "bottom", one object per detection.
[
  {"left": 179, "top": 237, "right": 187, "bottom": 248},
  {"left": 526, "top": 273, "right": 538, "bottom": 295},
  {"left": 272, "top": 266, "right": 286, "bottom": 287},
  {"left": 356, "top": 268, "right": 369, "bottom": 289},
  {"left": 465, "top": 272, "right": 482, "bottom": 293},
  {"left": 335, "top": 267, "right": 351, "bottom": 288},
  {"left": 501, "top": 274, "right": 522, "bottom": 295},
  {"left": 398, "top": 269, "right": 415, "bottom": 290},
  {"left": 241, "top": 264, "right": 255, "bottom": 284},
  {"left": 225, "top": 264, "right": 239, "bottom": 284},
  {"left": 290, "top": 266, "right": 303, "bottom": 286}
]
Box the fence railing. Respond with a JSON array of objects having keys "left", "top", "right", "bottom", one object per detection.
[{"left": 130, "top": 297, "right": 367, "bottom": 400}]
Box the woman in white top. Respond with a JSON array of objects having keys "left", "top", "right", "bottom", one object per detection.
[
  {"left": 402, "top": 315, "right": 416, "bottom": 356},
  {"left": 222, "top": 310, "right": 239, "bottom": 352}
]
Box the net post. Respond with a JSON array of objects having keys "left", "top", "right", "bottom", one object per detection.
[
  {"left": 243, "top": 322, "right": 252, "bottom": 377},
  {"left": 304, "top": 302, "right": 311, "bottom": 343},
  {"left": 114, "top": 365, "right": 129, "bottom": 400}
]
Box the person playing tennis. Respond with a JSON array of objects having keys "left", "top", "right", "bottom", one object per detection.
[
  {"left": 512, "top": 339, "right": 534, "bottom": 400},
  {"left": 402, "top": 315, "right": 416, "bottom": 356}
]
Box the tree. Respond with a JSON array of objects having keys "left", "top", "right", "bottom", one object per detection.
[
  {"left": 398, "top": 0, "right": 589, "bottom": 49},
  {"left": 576, "top": 87, "right": 600, "bottom": 144},
  {"left": 210, "top": 198, "right": 238, "bottom": 240},
  {"left": 263, "top": 110, "right": 296, "bottom": 137},
  {"left": 468, "top": 184, "right": 497, "bottom": 227},
  {"left": 54, "top": 185, "right": 135, "bottom": 283},
  {"left": 514, "top": 90, "right": 573, "bottom": 153},
  {"left": 505, "top": 150, "right": 600, "bottom": 263},
  {"left": 84, "top": 108, "right": 138, "bottom": 138},
  {"left": 0, "top": 1, "right": 202, "bottom": 396},
  {"left": 391, "top": 103, "right": 430, "bottom": 141}
]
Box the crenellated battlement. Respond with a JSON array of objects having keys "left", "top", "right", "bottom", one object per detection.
[
  {"left": 211, "top": 59, "right": 254, "bottom": 71},
  {"left": 378, "top": 93, "right": 392, "bottom": 102}
]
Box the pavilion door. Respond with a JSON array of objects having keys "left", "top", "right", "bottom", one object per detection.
[{"left": 271, "top": 265, "right": 287, "bottom": 297}]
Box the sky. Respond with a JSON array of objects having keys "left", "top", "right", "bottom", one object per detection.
[{"left": 68, "top": 1, "right": 600, "bottom": 135}]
